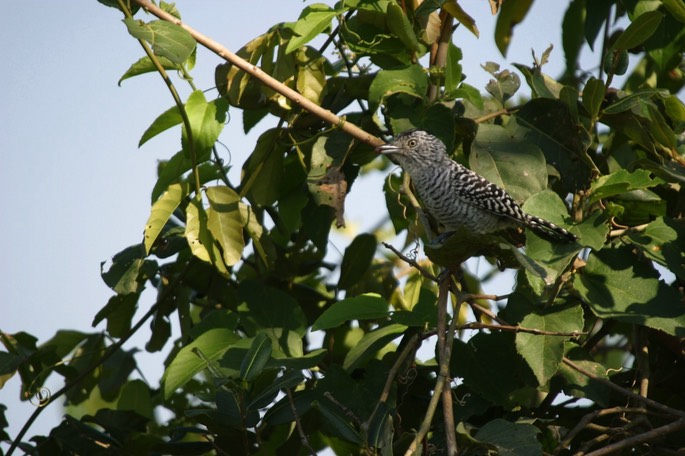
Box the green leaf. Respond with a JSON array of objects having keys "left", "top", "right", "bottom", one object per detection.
[
  {"left": 241, "top": 128, "right": 286, "bottom": 206},
  {"left": 123, "top": 18, "right": 196, "bottom": 64},
  {"left": 100, "top": 245, "right": 156, "bottom": 295},
  {"left": 558, "top": 345, "right": 611, "bottom": 405},
  {"left": 343, "top": 323, "right": 406, "bottom": 371},
  {"left": 240, "top": 333, "right": 272, "bottom": 382},
  {"left": 612, "top": 11, "right": 664, "bottom": 51},
  {"left": 627, "top": 217, "right": 685, "bottom": 280},
  {"left": 506, "top": 294, "right": 584, "bottom": 386},
  {"left": 576, "top": 246, "right": 685, "bottom": 336},
  {"left": 452, "top": 332, "right": 536, "bottom": 408},
  {"left": 205, "top": 186, "right": 245, "bottom": 266},
  {"left": 285, "top": 3, "right": 340, "bottom": 54},
  {"left": 483, "top": 62, "right": 521, "bottom": 103},
  {"left": 584, "top": 0, "right": 613, "bottom": 50},
  {"left": 602, "top": 88, "right": 669, "bottom": 115},
  {"left": 510, "top": 98, "right": 592, "bottom": 193},
  {"left": 162, "top": 328, "right": 240, "bottom": 399},
  {"left": 312, "top": 294, "right": 390, "bottom": 331},
  {"left": 238, "top": 283, "right": 308, "bottom": 336},
  {"left": 582, "top": 77, "right": 605, "bottom": 120},
  {"left": 119, "top": 54, "right": 179, "bottom": 86},
  {"left": 144, "top": 182, "right": 190, "bottom": 255},
  {"left": 444, "top": 43, "right": 463, "bottom": 96},
  {"left": 662, "top": 0, "right": 685, "bottom": 23},
  {"left": 182, "top": 91, "right": 228, "bottom": 155},
  {"left": 139, "top": 104, "right": 183, "bottom": 147},
  {"left": 386, "top": 3, "right": 420, "bottom": 52},
  {"left": 475, "top": 419, "right": 541, "bottom": 456},
  {"left": 337, "top": 234, "right": 377, "bottom": 290},
  {"left": 470, "top": 124, "right": 547, "bottom": 202},
  {"left": 587, "top": 169, "right": 661, "bottom": 204},
  {"left": 117, "top": 379, "right": 154, "bottom": 420},
  {"left": 313, "top": 400, "right": 363, "bottom": 444},
  {"left": 248, "top": 370, "right": 305, "bottom": 411},
  {"left": 368, "top": 65, "right": 428, "bottom": 111},
  {"left": 494, "top": 0, "right": 533, "bottom": 56},
  {"left": 443, "top": 0, "right": 479, "bottom": 37}
]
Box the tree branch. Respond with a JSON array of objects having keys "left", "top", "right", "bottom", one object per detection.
[
  {"left": 382, "top": 242, "right": 437, "bottom": 282},
  {"left": 583, "top": 418, "right": 685, "bottom": 456},
  {"left": 131, "top": 0, "right": 383, "bottom": 148}
]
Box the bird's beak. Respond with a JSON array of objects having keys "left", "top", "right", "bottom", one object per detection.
[{"left": 375, "top": 144, "right": 400, "bottom": 155}]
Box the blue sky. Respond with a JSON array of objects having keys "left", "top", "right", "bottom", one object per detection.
[{"left": 1, "top": 0, "right": 593, "bottom": 447}]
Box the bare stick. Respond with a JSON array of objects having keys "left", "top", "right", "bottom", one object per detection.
[
  {"left": 132, "top": 0, "right": 384, "bottom": 148},
  {"left": 561, "top": 358, "right": 685, "bottom": 418},
  {"left": 366, "top": 333, "right": 420, "bottom": 427},
  {"left": 382, "top": 242, "right": 438, "bottom": 282},
  {"left": 286, "top": 387, "right": 317, "bottom": 456},
  {"left": 555, "top": 407, "right": 648, "bottom": 454},
  {"left": 583, "top": 418, "right": 685, "bottom": 456},
  {"left": 437, "top": 276, "right": 458, "bottom": 455},
  {"left": 459, "top": 322, "right": 585, "bottom": 338}
]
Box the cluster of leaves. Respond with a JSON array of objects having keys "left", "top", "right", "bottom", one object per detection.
[{"left": 2, "top": 0, "right": 685, "bottom": 455}]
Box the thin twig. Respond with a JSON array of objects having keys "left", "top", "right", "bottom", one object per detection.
[
  {"left": 561, "top": 358, "right": 685, "bottom": 418},
  {"left": 437, "top": 275, "right": 458, "bottom": 456},
  {"left": 382, "top": 242, "right": 437, "bottom": 282},
  {"left": 365, "top": 333, "right": 420, "bottom": 430},
  {"left": 459, "top": 322, "right": 586, "bottom": 338},
  {"left": 286, "top": 387, "right": 317, "bottom": 456},
  {"left": 7, "top": 264, "right": 192, "bottom": 456},
  {"left": 131, "top": 0, "right": 384, "bottom": 148},
  {"left": 584, "top": 418, "right": 685, "bottom": 456},
  {"left": 555, "top": 406, "right": 648, "bottom": 454}
]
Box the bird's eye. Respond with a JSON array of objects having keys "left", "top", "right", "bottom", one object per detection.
[{"left": 408, "top": 139, "right": 417, "bottom": 147}]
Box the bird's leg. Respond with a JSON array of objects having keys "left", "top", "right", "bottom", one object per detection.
[{"left": 431, "top": 231, "right": 456, "bottom": 246}]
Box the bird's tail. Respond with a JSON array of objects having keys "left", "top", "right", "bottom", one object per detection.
[{"left": 525, "top": 214, "right": 577, "bottom": 243}]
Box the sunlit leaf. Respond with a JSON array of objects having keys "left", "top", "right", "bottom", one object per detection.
[
  {"left": 162, "top": 328, "right": 240, "bottom": 399},
  {"left": 144, "top": 182, "right": 190, "bottom": 254}
]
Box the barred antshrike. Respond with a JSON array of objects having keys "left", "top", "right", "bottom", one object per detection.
[{"left": 376, "top": 129, "right": 577, "bottom": 243}]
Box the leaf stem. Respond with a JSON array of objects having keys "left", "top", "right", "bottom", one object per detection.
[{"left": 117, "top": 0, "right": 202, "bottom": 195}]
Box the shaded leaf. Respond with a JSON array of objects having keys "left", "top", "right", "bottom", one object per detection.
[
  {"left": 343, "top": 323, "right": 406, "bottom": 371},
  {"left": 312, "top": 294, "right": 390, "bottom": 331},
  {"left": 475, "top": 419, "right": 541, "bottom": 456},
  {"left": 587, "top": 169, "right": 661, "bottom": 204},
  {"left": 612, "top": 11, "right": 664, "bottom": 51},
  {"left": 123, "top": 19, "right": 196, "bottom": 64},
  {"left": 506, "top": 294, "right": 584, "bottom": 385},
  {"left": 576, "top": 246, "right": 685, "bottom": 336},
  {"left": 337, "top": 234, "right": 377, "bottom": 290},
  {"left": 494, "top": 0, "right": 533, "bottom": 56},
  {"left": 240, "top": 333, "right": 272, "bottom": 382}
]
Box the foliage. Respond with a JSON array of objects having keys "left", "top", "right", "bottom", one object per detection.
[{"left": 2, "top": 0, "right": 685, "bottom": 455}]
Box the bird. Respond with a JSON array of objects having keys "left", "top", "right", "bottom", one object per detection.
[{"left": 376, "top": 129, "right": 577, "bottom": 243}]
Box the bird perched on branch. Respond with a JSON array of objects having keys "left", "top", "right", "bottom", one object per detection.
[{"left": 376, "top": 129, "right": 577, "bottom": 243}]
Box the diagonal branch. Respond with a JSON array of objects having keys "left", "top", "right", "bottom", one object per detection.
[{"left": 131, "top": 0, "right": 383, "bottom": 148}]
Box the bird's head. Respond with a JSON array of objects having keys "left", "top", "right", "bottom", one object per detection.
[{"left": 375, "top": 129, "right": 448, "bottom": 169}]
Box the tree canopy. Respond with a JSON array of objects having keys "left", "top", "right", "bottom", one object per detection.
[{"left": 2, "top": 0, "right": 685, "bottom": 454}]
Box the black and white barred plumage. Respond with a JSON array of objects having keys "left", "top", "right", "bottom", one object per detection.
[{"left": 376, "top": 129, "right": 577, "bottom": 243}]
